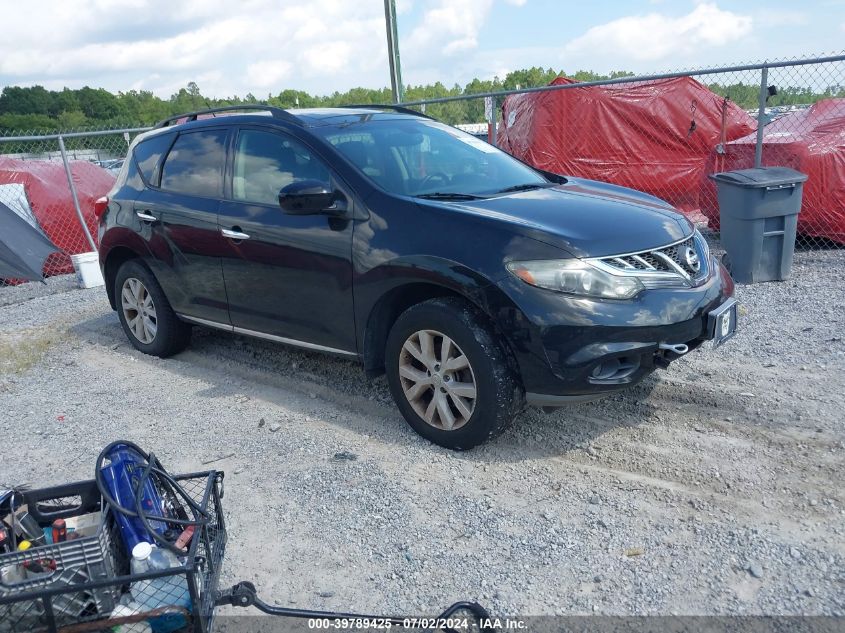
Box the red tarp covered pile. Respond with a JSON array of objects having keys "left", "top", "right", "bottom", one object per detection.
[
  {"left": 0, "top": 157, "right": 115, "bottom": 276},
  {"left": 498, "top": 76, "right": 756, "bottom": 219},
  {"left": 699, "top": 98, "right": 845, "bottom": 243}
]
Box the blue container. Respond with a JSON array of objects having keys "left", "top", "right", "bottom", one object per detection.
[{"left": 98, "top": 446, "right": 168, "bottom": 553}]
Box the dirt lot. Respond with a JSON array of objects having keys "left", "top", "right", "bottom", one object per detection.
[{"left": 0, "top": 249, "right": 843, "bottom": 621}]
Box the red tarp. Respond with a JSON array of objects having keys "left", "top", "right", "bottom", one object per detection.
[
  {"left": 0, "top": 157, "right": 115, "bottom": 276},
  {"left": 498, "top": 76, "right": 756, "bottom": 220},
  {"left": 699, "top": 98, "right": 845, "bottom": 243}
]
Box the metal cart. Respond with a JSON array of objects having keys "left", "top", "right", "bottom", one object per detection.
[{"left": 1, "top": 467, "right": 489, "bottom": 633}]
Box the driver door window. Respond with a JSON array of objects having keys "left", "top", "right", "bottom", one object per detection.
[{"left": 232, "top": 130, "right": 330, "bottom": 206}]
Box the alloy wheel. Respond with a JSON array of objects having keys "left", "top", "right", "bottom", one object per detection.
[
  {"left": 398, "top": 329, "right": 477, "bottom": 431},
  {"left": 121, "top": 277, "right": 157, "bottom": 344}
]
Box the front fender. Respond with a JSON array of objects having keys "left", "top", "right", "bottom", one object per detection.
[
  {"left": 354, "top": 255, "right": 527, "bottom": 374},
  {"left": 358, "top": 255, "right": 494, "bottom": 298}
]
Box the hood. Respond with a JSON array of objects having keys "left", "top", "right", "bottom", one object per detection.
[{"left": 423, "top": 177, "right": 693, "bottom": 258}]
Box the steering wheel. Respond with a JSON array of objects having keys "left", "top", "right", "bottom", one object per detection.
[{"left": 419, "top": 172, "right": 450, "bottom": 189}]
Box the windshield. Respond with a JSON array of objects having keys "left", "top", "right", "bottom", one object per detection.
[{"left": 313, "top": 118, "right": 549, "bottom": 197}]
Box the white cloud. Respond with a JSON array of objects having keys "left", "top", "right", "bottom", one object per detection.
[
  {"left": 246, "top": 60, "right": 293, "bottom": 90},
  {"left": 0, "top": 18, "right": 250, "bottom": 77},
  {"left": 0, "top": 0, "right": 388, "bottom": 97},
  {"left": 9, "top": 0, "right": 823, "bottom": 102},
  {"left": 563, "top": 3, "right": 753, "bottom": 62},
  {"left": 301, "top": 41, "right": 354, "bottom": 74},
  {"left": 405, "top": 0, "right": 494, "bottom": 59}
]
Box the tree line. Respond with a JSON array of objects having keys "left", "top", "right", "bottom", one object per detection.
[{"left": 1, "top": 66, "right": 843, "bottom": 134}]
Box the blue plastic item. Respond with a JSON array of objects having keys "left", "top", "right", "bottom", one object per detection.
[{"left": 98, "top": 445, "right": 168, "bottom": 553}]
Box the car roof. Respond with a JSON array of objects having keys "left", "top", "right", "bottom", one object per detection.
[
  {"left": 290, "top": 107, "right": 425, "bottom": 127},
  {"left": 147, "top": 104, "right": 428, "bottom": 135},
  {"left": 132, "top": 105, "right": 434, "bottom": 150}
]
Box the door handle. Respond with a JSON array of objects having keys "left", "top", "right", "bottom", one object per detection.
[
  {"left": 136, "top": 211, "right": 157, "bottom": 222},
  {"left": 221, "top": 228, "right": 250, "bottom": 240}
]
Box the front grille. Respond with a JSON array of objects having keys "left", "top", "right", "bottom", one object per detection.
[{"left": 597, "top": 234, "right": 709, "bottom": 287}]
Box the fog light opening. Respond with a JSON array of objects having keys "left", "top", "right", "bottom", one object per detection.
[
  {"left": 591, "top": 358, "right": 620, "bottom": 380},
  {"left": 589, "top": 356, "right": 640, "bottom": 382}
]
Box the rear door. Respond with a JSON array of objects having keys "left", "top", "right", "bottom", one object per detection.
[
  {"left": 218, "top": 126, "right": 356, "bottom": 353},
  {"left": 135, "top": 126, "right": 231, "bottom": 324}
]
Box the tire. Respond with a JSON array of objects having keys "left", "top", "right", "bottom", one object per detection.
[
  {"left": 385, "top": 297, "right": 524, "bottom": 450},
  {"left": 115, "top": 259, "right": 191, "bottom": 357}
]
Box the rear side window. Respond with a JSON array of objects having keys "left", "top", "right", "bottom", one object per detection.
[
  {"left": 133, "top": 132, "right": 174, "bottom": 184},
  {"left": 159, "top": 129, "right": 228, "bottom": 197}
]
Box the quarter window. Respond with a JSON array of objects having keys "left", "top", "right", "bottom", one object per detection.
[
  {"left": 159, "top": 129, "right": 227, "bottom": 197},
  {"left": 232, "top": 130, "right": 331, "bottom": 206},
  {"left": 133, "top": 132, "right": 174, "bottom": 184}
]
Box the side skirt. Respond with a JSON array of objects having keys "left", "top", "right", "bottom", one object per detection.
[{"left": 177, "top": 314, "right": 359, "bottom": 358}]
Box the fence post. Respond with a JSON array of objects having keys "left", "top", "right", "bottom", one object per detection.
[
  {"left": 490, "top": 96, "right": 498, "bottom": 147},
  {"left": 754, "top": 65, "right": 768, "bottom": 168},
  {"left": 57, "top": 134, "right": 97, "bottom": 252}
]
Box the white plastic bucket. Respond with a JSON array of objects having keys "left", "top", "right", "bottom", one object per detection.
[{"left": 70, "top": 251, "right": 105, "bottom": 289}]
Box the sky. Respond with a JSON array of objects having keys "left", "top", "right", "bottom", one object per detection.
[{"left": 0, "top": 0, "right": 843, "bottom": 98}]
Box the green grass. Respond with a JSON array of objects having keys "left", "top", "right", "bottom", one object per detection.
[{"left": 0, "top": 328, "right": 66, "bottom": 374}]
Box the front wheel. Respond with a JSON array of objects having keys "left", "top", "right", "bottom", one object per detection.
[{"left": 385, "top": 297, "right": 523, "bottom": 450}]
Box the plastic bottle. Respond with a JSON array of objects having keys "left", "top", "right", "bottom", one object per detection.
[{"left": 129, "top": 542, "right": 190, "bottom": 633}]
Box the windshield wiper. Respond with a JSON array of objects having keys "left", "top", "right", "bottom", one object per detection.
[
  {"left": 495, "top": 182, "right": 556, "bottom": 194},
  {"left": 415, "top": 192, "right": 486, "bottom": 200}
]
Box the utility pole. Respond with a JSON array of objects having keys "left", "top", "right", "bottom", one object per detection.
[{"left": 384, "top": 0, "right": 404, "bottom": 103}]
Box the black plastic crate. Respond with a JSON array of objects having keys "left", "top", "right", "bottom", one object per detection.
[{"left": 0, "top": 471, "right": 226, "bottom": 633}]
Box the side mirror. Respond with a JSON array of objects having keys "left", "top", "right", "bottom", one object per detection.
[{"left": 278, "top": 180, "right": 344, "bottom": 215}]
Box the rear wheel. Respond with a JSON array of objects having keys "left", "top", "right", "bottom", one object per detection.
[
  {"left": 115, "top": 260, "right": 191, "bottom": 357},
  {"left": 385, "top": 297, "right": 523, "bottom": 450}
]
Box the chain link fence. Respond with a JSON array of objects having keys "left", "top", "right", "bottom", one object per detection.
[
  {"left": 0, "top": 54, "right": 842, "bottom": 292},
  {"left": 408, "top": 53, "right": 845, "bottom": 250},
  {"left": 0, "top": 128, "right": 148, "bottom": 288}
]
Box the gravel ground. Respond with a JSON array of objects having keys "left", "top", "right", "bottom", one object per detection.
[{"left": 0, "top": 249, "right": 843, "bottom": 622}]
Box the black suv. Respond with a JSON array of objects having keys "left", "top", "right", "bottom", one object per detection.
[{"left": 98, "top": 105, "right": 737, "bottom": 449}]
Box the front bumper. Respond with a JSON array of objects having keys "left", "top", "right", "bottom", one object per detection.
[{"left": 487, "top": 256, "right": 736, "bottom": 404}]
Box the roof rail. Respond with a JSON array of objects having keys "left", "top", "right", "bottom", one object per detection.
[
  {"left": 341, "top": 104, "right": 434, "bottom": 120},
  {"left": 152, "top": 104, "right": 301, "bottom": 129}
]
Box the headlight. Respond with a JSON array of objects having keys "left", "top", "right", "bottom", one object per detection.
[
  {"left": 507, "top": 259, "right": 644, "bottom": 299},
  {"left": 693, "top": 228, "right": 711, "bottom": 268}
]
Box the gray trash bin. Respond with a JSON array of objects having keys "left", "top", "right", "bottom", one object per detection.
[{"left": 710, "top": 167, "right": 808, "bottom": 283}]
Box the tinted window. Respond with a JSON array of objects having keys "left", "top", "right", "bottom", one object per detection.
[
  {"left": 133, "top": 132, "right": 174, "bottom": 184},
  {"left": 314, "top": 119, "right": 546, "bottom": 196},
  {"left": 232, "top": 130, "right": 331, "bottom": 205},
  {"left": 160, "top": 129, "right": 227, "bottom": 196}
]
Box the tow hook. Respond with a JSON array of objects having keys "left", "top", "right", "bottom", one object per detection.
[
  {"left": 658, "top": 342, "right": 689, "bottom": 355},
  {"left": 654, "top": 342, "right": 690, "bottom": 370}
]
